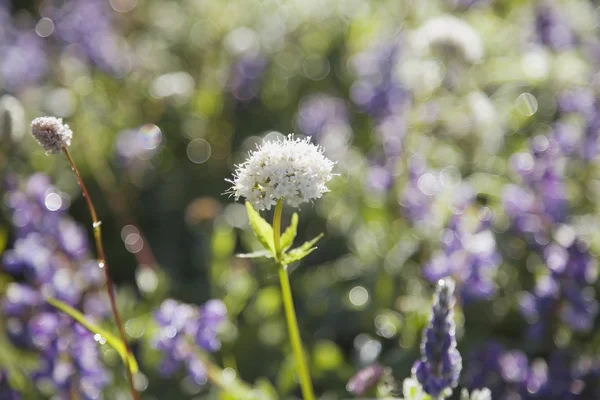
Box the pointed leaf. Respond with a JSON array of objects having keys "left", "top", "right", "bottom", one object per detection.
[
  {"left": 235, "top": 250, "right": 274, "bottom": 259},
  {"left": 245, "top": 202, "right": 275, "bottom": 256},
  {"left": 281, "top": 233, "right": 324, "bottom": 265},
  {"left": 280, "top": 213, "right": 298, "bottom": 252},
  {"left": 46, "top": 297, "right": 139, "bottom": 374}
]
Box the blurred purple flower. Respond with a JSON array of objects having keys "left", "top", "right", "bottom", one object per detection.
[
  {"left": 152, "top": 298, "right": 227, "bottom": 383},
  {"left": 350, "top": 40, "right": 409, "bottom": 120},
  {"left": 296, "top": 94, "right": 349, "bottom": 138},
  {"left": 228, "top": 53, "right": 266, "bottom": 101},
  {"left": 424, "top": 204, "right": 500, "bottom": 302},
  {"left": 46, "top": 0, "right": 130, "bottom": 75},
  {"left": 0, "top": 174, "right": 111, "bottom": 396},
  {"left": 346, "top": 364, "right": 385, "bottom": 396},
  {"left": 1, "top": 32, "right": 48, "bottom": 92},
  {"left": 535, "top": 4, "right": 576, "bottom": 52}
]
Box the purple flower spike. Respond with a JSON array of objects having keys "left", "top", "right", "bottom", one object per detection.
[{"left": 413, "top": 278, "right": 462, "bottom": 398}]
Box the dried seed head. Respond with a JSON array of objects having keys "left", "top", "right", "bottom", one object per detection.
[{"left": 30, "top": 116, "right": 72, "bottom": 154}]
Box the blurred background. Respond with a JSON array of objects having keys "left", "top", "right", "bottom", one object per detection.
[{"left": 1, "top": 0, "right": 600, "bottom": 399}]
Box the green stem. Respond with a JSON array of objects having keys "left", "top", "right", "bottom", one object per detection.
[
  {"left": 196, "top": 352, "right": 255, "bottom": 399},
  {"left": 273, "top": 199, "right": 315, "bottom": 400},
  {"left": 273, "top": 199, "right": 284, "bottom": 260}
]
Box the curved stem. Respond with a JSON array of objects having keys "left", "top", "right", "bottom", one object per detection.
[
  {"left": 62, "top": 147, "right": 140, "bottom": 400},
  {"left": 272, "top": 200, "right": 315, "bottom": 400}
]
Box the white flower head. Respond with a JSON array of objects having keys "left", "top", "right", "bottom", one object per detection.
[
  {"left": 461, "top": 388, "right": 492, "bottom": 400},
  {"left": 30, "top": 116, "right": 73, "bottom": 154},
  {"left": 413, "top": 15, "right": 484, "bottom": 64},
  {"left": 228, "top": 134, "right": 335, "bottom": 210}
]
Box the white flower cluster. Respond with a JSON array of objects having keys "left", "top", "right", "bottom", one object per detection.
[
  {"left": 30, "top": 116, "right": 73, "bottom": 154},
  {"left": 401, "top": 377, "right": 492, "bottom": 400},
  {"left": 413, "top": 15, "right": 484, "bottom": 64},
  {"left": 228, "top": 135, "right": 335, "bottom": 210}
]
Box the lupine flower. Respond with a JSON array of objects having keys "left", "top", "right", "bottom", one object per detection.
[
  {"left": 296, "top": 94, "right": 349, "bottom": 139},
  {"left": 543, "top": 240, "right": 598, "bottom": 332},
  {"left": 349, "top": 40, "right": 409, "bottom": 119},
  {"left": 44, "top": 0, "right": 131, "bottom": 75},
  {"left": 227, "top": 135, "right": 335, "bottom": 210},
  {"left": 413, "top": 279, "right": 462, "bottom": 398},
  {"left": 30, "top": 117, "right": 72, "bottom": 154},
  {"left": 152, "top": 298, "right": 227, "bottom": 383},
  {"left": 399, "top": 158, "right": 439, "bottom": 224},
  {"left": 1, "top": 174, "right": 111, "bottom": 397},
  {"left": 228, "top": 52, "right": 266, "bottom": 101},
  {"left": 1, "top": 31, "right": 48, "bottom": 92},
  {"left": 535, "top": 4, "right": 575, "bottom": 52},
  {"left": 463, "top": 343, "right": 529, "bottom": 399},
  {"left": 346, "top": 364, "right": 385, "bottom": 396},
  {"left": 424, "top": 203, "right": 500, "bottom": 302}
]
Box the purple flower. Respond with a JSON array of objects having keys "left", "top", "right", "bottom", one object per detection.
[
  {"left": 535, "top": 4, "right": 576, "bottom": 52},
  {"left": 1, "top": 32, "right": 48, "bottom": 92},
  {"left": 424, "top": 203, "right": 500, "bottom": 302},
  {"left": 349, "top": 40, "right": 409, "bottom": 120},
  {"left": 296, "top": 94, "right": 349, "bottom": 138},
  {"left": 413, "top": 279, "right": 462, "bottom": 398},
  {"left": 227, "top": 53, "right": 266, "bottom": 101},
  {"left": 0, "top": 371, "right": 21, "bottom": 399},
  {"left": 152, "top": 298, "right": 227, "bottom": 384},
  {"left": 346, "top": 364, "right": 385, "bottom": 396},
  {"left": 45, "top": 0, "right": 130, "bottom": 75},
  {"left": 0, "top": 174, "right": 111, "bottom": 396},
  {"left": 399, "top": 158, "right": 439, "bottom": 223}
]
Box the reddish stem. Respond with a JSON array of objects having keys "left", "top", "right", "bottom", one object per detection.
[{"left": 63, "top": 147, "right": 140, "bottom": 400}]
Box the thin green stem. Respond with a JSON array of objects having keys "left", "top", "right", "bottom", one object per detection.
[
  {"left": 272, "top": 199, "right": 315, "bottom": 400},
  {"left": 273, "top": 199, "right": 284, "bottom": 260}
]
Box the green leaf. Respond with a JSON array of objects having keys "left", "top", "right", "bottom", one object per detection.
[
  {"left": 235, "top": 250, "right": 274, "bottom": 259},
  {"left": 280, "top": 213, "right": 298, "bottom": 252},
  {"left": 0, "top": 226, "right": 7, "bottom": 254},
  {"left": 281, "top": 233, "right": 323, "bottom": 265},
  {"left": 253, "top": 377, "right": 279, "bottom": 400},
  {"left": 46, "top": 297, "right": 139, "bottom": 374},
  {"left": 245, "top": 202, "right": 275, "bottom": 256}
]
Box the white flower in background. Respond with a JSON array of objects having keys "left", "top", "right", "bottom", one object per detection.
[
  {"left": 228, "top": 134, "right": 335, "bottom": 210},
  {"left": 413, "top": 15, "right": 484, "bottom": 64},
  {"left": 30, "top": 116, "right": 72, "bottom": 154},
  {"left": 401, "top": 377, "right": 430, "bottom": 400},
  {"left": 461, "top": 388, "right": 492, "bottom": 400}
]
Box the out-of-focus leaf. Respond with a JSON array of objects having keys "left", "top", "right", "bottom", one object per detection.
[
  {"left": 253, "top": 377, "right": 279, "bottom": 400},
  {"left": 213, "top": 224, "right": 237, "bottom": 259},
  {"left": 280, "top": 213, "right": 298, "bottom": 252},
  {"left": 0, "top": 226, "right": 7, "bottom": 254},
  {"left": 313, "top": 340, "right": 344, "bottom": 371},
  {"left": 245, "top": 202, "right": 275, "bottom": 256},
  {"left": 281, "top": 233, "right": 324, "bottom": 265},
  {"left": 276, "top": 355, "right": 298, "bottom": 395},
  {"left": 46, "top": 297, "right": 139, "bottom": 374}
]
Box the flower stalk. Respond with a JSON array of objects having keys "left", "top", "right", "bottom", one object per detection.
[
  {"left": 62, "top": 146, "right": 140, "bottom": 400},
  {"left": 273, "top": 199, "right": 315, "bottom": 400}
]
